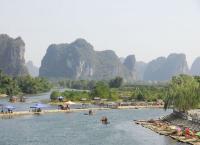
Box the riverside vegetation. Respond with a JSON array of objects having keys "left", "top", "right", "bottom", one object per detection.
[
  {"left": 50, "top": 74, "right": 200, "bottom": 112},
  {"left": 1, "top": 66, "right": 199, "bottom": 113},
  {"left": 135, "top": 75, "right": 200, "bottom": 145},
  {"left": 50, "top": 75, "right": 200, "bottom": 111},
  {"left": 0, "top": 70, "right": 51, "bottom": 96}
]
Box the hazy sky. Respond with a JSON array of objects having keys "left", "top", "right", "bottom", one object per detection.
[{"left": 0, "top": 0, "right": 200, "bottom": 67}]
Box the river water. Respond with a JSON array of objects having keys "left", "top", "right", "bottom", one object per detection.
[{"left": 0, "top": 93, "right": 187, "bottom": 145}]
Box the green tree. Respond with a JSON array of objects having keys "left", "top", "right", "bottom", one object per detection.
[
  {"left": 91, "top": 81, "right": 111, "bottom": 99},
  {"left": 50, "top": 91, "right": 60, "bottom": 100},
  {"left": 109, "top": 76, "right": 123, "bottom": 88},
  {"left": 17, "top": 76, "right": 51, "bottom": 94},
  {"left": 0, "top": 71, "right": 20, "bottom": 96},
  {"left": 136, "top": 93, "right": 145, "bottom": 101},
  {"left": 164, "top": 74, "right": 200, "bottom": 112}
]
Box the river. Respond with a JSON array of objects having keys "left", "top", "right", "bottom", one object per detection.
[{"left": 0, "top": 92, "right": 187, "bottom": 145}]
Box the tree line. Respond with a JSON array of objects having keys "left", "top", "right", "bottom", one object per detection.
[
  {"left": 56, "top": 76, "right": 123, "bottom": 90},
  {"left": 0, "top": 70, "right": 52, "bottom": 96},
  {"left": 51, "top": 76, "right": 166, "bottom": 102},
  {"left": 52, "top": 75, "right": 200, "bottom": 112}
]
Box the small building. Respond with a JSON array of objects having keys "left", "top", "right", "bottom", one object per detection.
[
  {"left": 80, "top": 98, "right": 87, "bottom": 101},
  {"left": 93, "top": 97, "right": 101, "bottom": 101},
  {"left": 107, "top": 102, "right": 118, "bottom": 109},
  {"left": 101, "top": 99, "right": 108, "bottom": 102},
  {"left": 156, "top": 99, "right": 164, "bottom": 105}
]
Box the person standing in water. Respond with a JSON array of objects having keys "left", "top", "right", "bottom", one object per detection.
[{"left": 89, "top": 110, "right": 93, "bottom": 115}]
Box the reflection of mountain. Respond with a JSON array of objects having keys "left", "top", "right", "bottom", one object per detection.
[{"left": 0, "top": 34, "right": 28, "bottom": 76}]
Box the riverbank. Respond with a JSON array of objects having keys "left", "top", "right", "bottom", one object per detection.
[
  {"left": 0, "top": 105, "right": 164, "bottom": 118},
  {"left": 118, "top": 105, "right": 163, "bottom": 109},
  {"left": 49, "top": 101, "right": 164, "bottom": 109},
  {"left": 134, "top": 113, "right": 200, "bottom": 145},
  {"left": 0, "top": 94, "right": 7, "bottom": 98},
  {"left": 0, "top": 107, "right": 110, "bottom": 117}
]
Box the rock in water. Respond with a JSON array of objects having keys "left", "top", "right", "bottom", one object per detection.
[
  {"left": 0, "top": 34, "right": 28, "bottom": 76},
  {"left": 39, "top": 38, "right": 137, "bottom": 81}
]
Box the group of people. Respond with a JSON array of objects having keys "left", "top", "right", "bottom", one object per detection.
[
  {"left": 147, "top": 119, "right": 200, "bottom": 139},
  {"left": 174, "top": 127, "right": 200, "bottom": 139},
  {"left": 58, "top": 104, "right": 70, "bottom": 110}
]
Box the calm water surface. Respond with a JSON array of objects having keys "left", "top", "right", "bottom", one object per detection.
[
  {"left": 0, "top": 93, "right": 187, "bottom": 145},
  {"left": 0, "top": 109, "right": 188, "bottom": 145}
]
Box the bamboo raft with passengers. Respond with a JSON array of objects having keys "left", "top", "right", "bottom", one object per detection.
[{"left": 135, "top": 111, "right": 200, "bottom": 145}]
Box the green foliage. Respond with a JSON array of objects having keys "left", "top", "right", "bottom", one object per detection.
[
  {"left": 50, "top": 90, "right": 90, "bottom": 102},
  {"left": 57, "top": 80, "right": 97, "bottom": 90},
  {"left": 0, "top": 70, "right": 51, "bottom": 96},
  {"left": 194, "top": 76, "right": 200, "bottom": 84},
  {"left": 90, "top": 81, "right": 111, "bottom": 99},
  {"left": 164, "top": 74, "right": 200, "bottom": 112},
  {"left": 50, "top": 91, "right": 60, "bottom": 100},
  {"left": 136, "top": 93, "right": 145, "bottom": 101},
  {"left": 61, "top": 90, "right": 90, "bottom": 101},
  {"left": 109, "top": 76, "right": 123, "bottom": 88},
  {"left": 17, "top": 76, "right": 51, "bottom": 94},
  {"left": 127, "top": 85, "right": 166, "bottom": 102},
  {"left": 56, "top": 79, "right": 166, "bottom": 102},
  {"left": 0, "top": 71, "right": 20, "bottom": 95}
]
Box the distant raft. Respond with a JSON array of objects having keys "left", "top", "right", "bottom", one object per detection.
[{"left": 101, "top": 116, "right": 110, "bottom": 125}]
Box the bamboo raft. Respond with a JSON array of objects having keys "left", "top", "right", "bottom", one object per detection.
[
  {"left": 135, "top": 120, "right": 200, "bottom": 145},
  {"left": 0, "top": 105, "right": 164, "bottom": 117},
  {"left": 0, "top": 108, "right": 110, "bottom": 117},
  {"left": 118, "top": 105, "right": 164, "bottom": 109}
]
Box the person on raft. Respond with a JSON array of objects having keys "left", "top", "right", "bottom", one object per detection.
[
  {"left": 101, "top": 116, "right": 109, "bottom": 124},
  {"left": 89, "top": 110, "right": 93, "bottom": 115}
]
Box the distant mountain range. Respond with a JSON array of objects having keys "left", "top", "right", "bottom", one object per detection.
[
  {"left": 26, "top": 61, "right": 39, "bottom": 77},
  {"left": 0, "top": 34, "right": 28, "bottom": 76},
  {"left": 0, "top": 34, "right": 200, "bottom": 81},
  {"left": 39, "top": 39, "right": 137, "bottom": 81},
  {"left": 143, "top": 53, "right": 189, "bottom": 81},
  {"left": 191, "top": 57, "right": 200, "bottom": 76}
]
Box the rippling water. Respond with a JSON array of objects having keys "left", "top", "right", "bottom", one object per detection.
[{"left": 0, "top": 108, "right": 187, "bottom": 145}]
